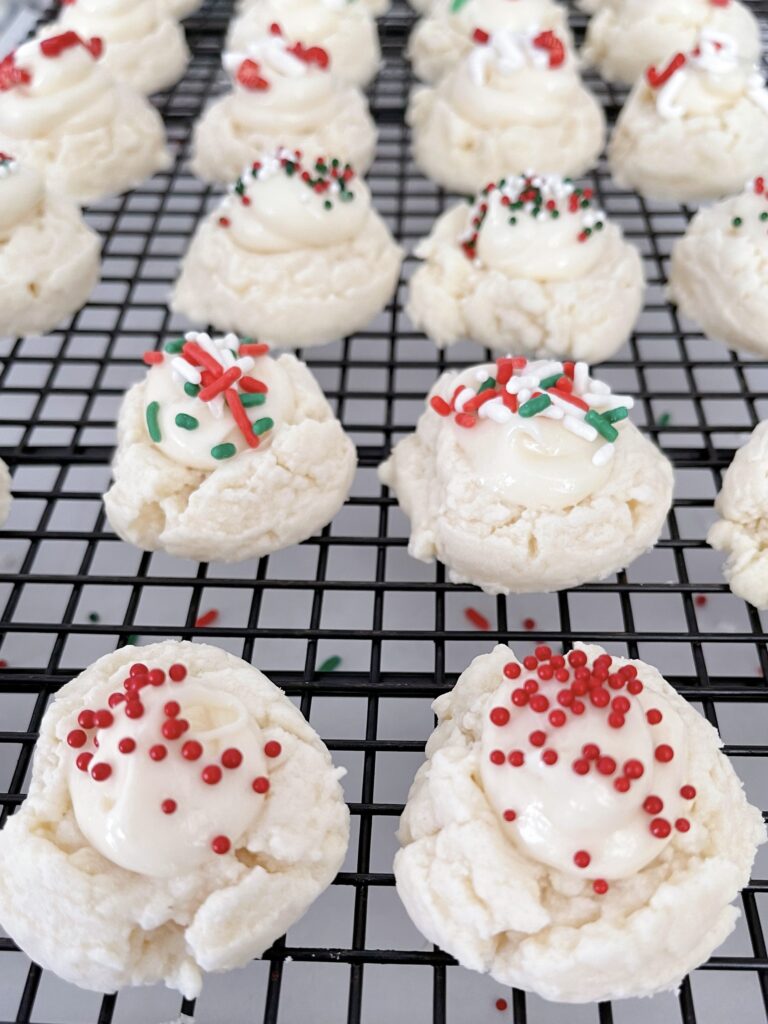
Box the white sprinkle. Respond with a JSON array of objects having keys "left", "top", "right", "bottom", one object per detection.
[
  {"left": 208, "top": 395, "right": 225, "bottom": 419},
  {"left": 454, "top": 387, "right": 476, "bottom": 412},
  {"left": 485, "top": 401, "right": 514, "bottom": 424},
  {"left": 171, "top": 358, "right": 201, "bottom": 384},
  {"left": 234, "top": 356, "right": 255, "bottom": 375},
  {"left": 574, "top": 362, "right": 589, "bottom": 394},
  {"left": 539, "top": 405, "right": 564, "bottom": 420},
  {"left": 563, "top": 415, "right": 598, "bottom": 442},
  {"left": 587, "top": 379, "right": 611, "bottom": 395},
  {"left": 517, "top": 388, "right": 532, "bottom": 405},
  {"left": 547, "top": 391, "right": 587, "bottom": 418},
  {"left": 592, "top": 442, "right": 615, "bottom": 466},
  {"left": 583, "top": 392, "right": 634, "bottom": 410},
  {"left": 475, "top": 368, "right": 488, "bottom": 381}
]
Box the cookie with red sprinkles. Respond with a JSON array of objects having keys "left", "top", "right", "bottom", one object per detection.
[
  {"left": 0, "top": 640, "right": 349, "bottom": 998},
  {"left": 379, "top": 356, "right": 673, "bottom": 593},
  {"left": 395, "top": 642, "right": 765, "bottom": 1002}
]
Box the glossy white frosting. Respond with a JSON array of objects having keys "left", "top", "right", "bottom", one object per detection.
[
  {"left": 649, "top": 30, "right": 768, "bottom": 119},
  {"left": 68, "top": 659, "right": 271, "bottom": 877},
  {"left": 466, "top": 173, "right": 609, "bottom": 280},
  {"left": 448, "top": 0, "right": 568, "bottom": 35},
  {"left": 58, "top": 0, "right": 160, "bottom": 43},
  {"left": 0, "top": 157, "right": 44, "bottom": 233},
  {"left": 223, "top": 36, "right": 341, "bottom": 132},
  {"left": 218, "top": 150, "right": 369, "bottom": 253},
  {"left": 479, "top": 648, "right": 691, "bottom": 880},
  {"left": 446, "top": 30, "right": 583, "bottom": 128},
  {"left": 0, "top": 33, "right": 117, "bottom": 140},
  {"left": 144, "top": 332, "right": 294, "bottom": 471}
]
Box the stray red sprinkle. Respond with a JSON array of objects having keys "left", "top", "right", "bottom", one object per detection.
[
  {"left": 195, "top": 609, "right": 219, "bottom": 628},
  {"left": 465, "top": 607, "right": 491, "bottom": 631},
  {"left": 495, "top": 998, "right": 508, "bottom": 1012},
  {"left": 522, "top": 618, "right": 536, "bottom": 631},
  {"left": 695, "top": 595, "right": 707, "bottom": 607}
]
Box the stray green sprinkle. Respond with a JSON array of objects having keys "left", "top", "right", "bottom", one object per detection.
[
  {"left": 602, "top": 406, "right": 629, "bottom": 425},
  {"left": 88, "top": 612, "right": 100, "bottom": 623},
  {"left": 211, "top": 443, "right": 237, "bottom": 460},
  {"left": 657, "top": 412, "right": 672, "bottom": 428},
  {"left": 126, "top": 634, "right": 138, "bottom": 646},
  {"left": 585, "top": 410, "right": 619, "bottom": 442},
  {"left": 319, "top": 655, "right": 342, "bottom": 673},
  {"left": 184, "top": 382, "right": 200, "bottom": 398},
  {"left": 241, "top": 392, "right": 266, "bottom": 408},
  {"left": 252, "top": 417, "right": 274, "bottom": 436},
  {"left": 175, "top": 413, "right": 199, "bottom": 430},
  {"left": 146, "top": 401, "right": 161, "bottom": 443},
  {"left": 164, "top": 337, "right": 185, "bottom": 354}
]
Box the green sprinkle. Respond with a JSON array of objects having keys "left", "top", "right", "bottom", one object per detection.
[
  {"left": 539, "top": 373, "right": 563, "bottom": 390},
  {"left": 594, "top": 221, "right": 604, "bottom": 231},
  {"left": 252, "top": 417, "right": 275, "bottom": 437},
  {"left": 551, "top": 209, "right": 560, "bottom": 219},
  {"left": 519, "top": 394, "right": 552, "bottom": 418},
  {"left": 240, "top": 392, "right": 266, "bottom": 408},
  {"left": 478, "top": 377, "right": 496, "bottom": 393},
  {"left": 732, "top": 217, "right": 743, "bottom": 228},
  {"left": 508, "top": 216, "right": 517, "bottom": 225},
  {"left": 146, "top": 401, "right": 161, "bottom": 443},
  {"left": 602, "top": 406, "right": 629, "bottom": 424},
  {"left": 761, "top": 212, "right": 768, "bottom": 222},
  {"left": 126, "top": 634, "right": 138, "bottom": 645},
  {"left": 184, "top": 382, "right": 200, "bottom": 398},
  {"left": 585, "top": 410, "right": 619, "bottom": 442},
  {"left": 324, "top": 199, "right": 332, "bottom": 210},
  {"left": 164, "top": 337, "right": 185, "bottom": 354},
  {"left": 175, "top": 413, "right": 199, "bottom": 430},
  {"left": 88, "top": 612, "right": 100, "bottom": 623},
  {"left": 657, "top": 412, "right": 672, "bottom": 428},
  {"left": 211, "top": 443, "right": 237, "bottom": 460},
  {"left": 450, "top": 0, "right": 470, "bottom": 11},
  {"left": 319, "top": 655, "right": 342, "bottom": 673},
  {"left": 339, "top": 191, "right": 353, "bottom": 202}
]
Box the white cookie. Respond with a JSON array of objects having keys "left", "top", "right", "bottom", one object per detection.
[
  {"left": 583, "top": 0, "right": 760, "bottom": 87},
  {"left": 668, "top": 177, "right": 768, "bottom": 356},
  {"left": 708, "top": 421, "right": 768, "bottom": 608},
  {"left": 379, "top": 357, "right": 673, "bottom": 594},
  {"left": 191, "top": 30, "right": 376, "bottom": 185},
  {"left": 162, "top": 0, "right": 203, "bottom": 16},
  {"left": 0, "top": 30, "right": 170, "bottom": 206},
  {"left": 0, "top": 640, "right": 349, "bottom": 998},
  {"left": 56, "top": 0, "right": 190, "bottom": 95},
  {"left": 609, "top": 32, "right": 768, "bottom": 202},
  {"left": 172, "top": 151, "right": 403, "bottom": 349},
  {"left": 408, "top": 172, "right": 644, "bottom": 360},
  {"left": 408, "top": 27, "right": 604, "bottom": 194},
  {"left": 0, "top": 155, "right": 101, "bottom": 338},
  {"left": 408, "top": 0, "right": 573, "bottom": 84},
  {"left": 104, "top": 334, "right": 357, "bottom": 561},
  {"left": 396, "top": 642, "right": 765, "bottom": 1003},
  {"left": 227, "top": 0, "right": 381, "bottom": 87},
  {"left": 0, "top": 458, "right": 11, "bottom": 527}
]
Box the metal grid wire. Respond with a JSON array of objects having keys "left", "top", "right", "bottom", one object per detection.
[{"left": 1, "top": 1, "right": 768, "bottom": 1021}]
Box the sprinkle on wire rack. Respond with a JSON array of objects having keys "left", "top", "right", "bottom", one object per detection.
[{"left": 1, "top": 1, "right": 768, "bottom": 1023}]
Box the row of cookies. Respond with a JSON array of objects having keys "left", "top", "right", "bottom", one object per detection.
[{"left": 0, "top": 639, "right": 762, "bottom": 1002}]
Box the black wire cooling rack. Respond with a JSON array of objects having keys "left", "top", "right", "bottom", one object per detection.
[{"left": 2, "top": 2, "right": 768, "bottom": 1022}]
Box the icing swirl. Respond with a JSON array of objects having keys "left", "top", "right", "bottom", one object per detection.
[
  {"left": 58, "top": 0, "right": 160, "bottom": 44},
  {"left": 67, "top": 658, "right": 271, "bottom": 877},
  {"left": 430, "top": 357, "right": 634, "bottom": 510},
  {"left": 142, "top": 332, "right": 294, "bottom": 471},
  {"left": 480, "top": 646, "right": 692, "bottom": 886},
  {"left": 0, "top": 156, "right": 45, "bottom": 234},
  {"left": 645, "top": 30, "right": 768, "bottom": 119},
  {"left": 462, "top": 173, "right": 609, "bottom": 279},
  {"left": 216, "top": 148, "right": 369, "bottom": 253},
  {"left": 0, "top": 31, "right": 117, "bottom": 140}
]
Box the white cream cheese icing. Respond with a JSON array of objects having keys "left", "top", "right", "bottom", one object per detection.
[{"left": 0, "top": 154, "right": 44, "bottom": 233}]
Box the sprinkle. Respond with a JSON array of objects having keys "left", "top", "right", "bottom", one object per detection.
[
  {"left": 694, "top": 595, "right": 707, "bottom": 607},
  {"left": 522, "top": 618, "right": 536, "bottom": 631},
  {"left": 519, "top": 393, "right": 552, "bottom": 417},
  {"left": 430, "top": 396, "right": 452, "bottom": 416},
  {"left": 161, "top": 799, "right": 177, "bottom": 815},
  {"left": 211, "top": 835, "right": 231, "bottom": 854},
  {"left": 195, "top": 609, "right": 219, "bottom": 628},
  {"left": 602, "top": 406, "right": 629, "bottom": 425},
  {"left": 211, "top": 443, "right": 237, "bottom": 460},
  {"left": 592, "top": 443, "right": 615, "bottom": 467},
  {"left": 593, "top": 879, "right": 609, "bottom": 895},
  {"left": 657, "top": 412, "right": 672, "bottom": 428},
  {"left": 145, "top": 401, "right": 161, "bottom": 443},
  {"left": 224, "top": 389, "right": 260, "bottom": 449},
  {"left": 465, "top": 607, "right": 491, "bottom": 630},
  {"left": 252, "top": 417, "right": 275, "bottom": 437},
  {"left": 319, "top": 655, "right": 342, "bottom": 672},
  {"left": 495, "top": 999, "right": 508, "bottom": 1012},
  {"left": 143, "top": 351, "right": 163, "bottom": 365},
  {"left": 240, "top": 392, "right": 266, "bottom": 408},
  {"left": 184, "top": 382, "right": 200, "bottom": 398},
  {"left": 584, "top": 410, "right": 619, "bottom": 442},
  {"left": 265, "top": 740, "right": 282, "bottom": 758},
  {"left": 238, "top": 342, "right": 270, "bottom": 357},
  {"left": 88, "top": 612, "right": 100, "bottom": 623},
  {"left": 175, "top": 413, "right": 199, "bottom": 430}
]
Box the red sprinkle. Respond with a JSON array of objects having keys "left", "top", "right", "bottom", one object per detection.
[
  {"left": 164, "top": 701, "right": 180, "bottom": 718},
  {"left": 502, "top": 809, "right": 516, "bottom": 822},
  {"left": 252, "top": 776, "right": 270, "bottom": 794},
  {"left": 182, "top": 740, "right": 203, "bottom": 761},
  {"left": 489, "top": 749, "right": 505, "bottom": 765},
  {"left": 211, "top": 835, "right": 231, "bottom": 855},
  {"left": 646, "top": 709, "right": 663, "bottom": 725},
  {"left": 195, "top": 609, "right": 219, "bottom": 628},
  {"left": 465, "top": 607, "right": 491, "bottom": 631},
  {"left": 67, "top": 729, "right": 87, "bottom": 748},
  {"left": 221, "top": 748, "right": 243, "bottom": 769},
  {"left": 593, "top": 879, "right": 609, "bottom": 895},
  {"left": 650, "top": 818, "right": 672, "bottom": 839},
  {"left": 522, "top": 618, "right": 536, "bottom": 631},
  {"left": 675, "top": 818, "right": 691, "bottom": 833},
  {"left": 655, "top": 744, "right": 674, "bottom": 763},
  {"left": 430, "top": 395, "right": 452, "bottom": 417},
  {"left": 680, "top": 785, "right": 696, "bottom": 800},
  {"left": 264, "top": 740, "right": 282, "bottom": 759},
  {"left": 149, "top": 744, "right": 167, "bottom": 761},
  {"left": 143, "top": 350, "right": 163, "bottom": 365},
  {"left": 202, "top": 765, "right": 222, "bottom": 785},
  {"left": 118, "top": 738, "right": 136, "bottom": 754},
  {"left": 169, "top": 663, "right": 187, "bottom": 682},
  {"left": 161, "top": 799, "right": 177, "bottom": 815},
  {"left": 508, "top": 750, "right": 525, "bottom": 767},
  {"left": 76, "top": 752, "right": 93, "bottom": 772},
  {"left": 495, "top": 999, "right": 508, "bottom": 1012},
  {"left": 503, "top": 662, "right": 521, "bottom": 679},
  {"left": 490, "top": 707, "right": 511, "bottom": 727},
  {"left": 574, "top": 850, "right": 591, "bottom": 869},
  {"left": 643, "top": 795, "right": 663, "bottom": 815},
  {"left": 624, "top": 759, "right": 644, "bottom": 779},
  {"left": 91, "top": 762, "right": 112, "bottom": 782}
]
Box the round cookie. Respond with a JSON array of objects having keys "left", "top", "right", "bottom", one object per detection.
[
  {"left": 583, "top": 0, "right": 760, "bottom": 87},
  {"left": 227, "top": 0, "right": 381, "bottom": 87},
  {"left": 0, "top": 640, "right": 349, "bottom": 997},
  {"left": 395, "top": 642, "right": 765, "bottom": 1003},
  {"left": 707, "top": 421, "right": 768, "bottom": 608},
  {"left": 609, "top": 32, "right": 768, "bottom": 202},
  {"left": 172, "top": 151, "right": 403, "bottom": 349},
  {"left": 0, "top": 153, "right": 101, "bottom": 338},
  {"left": 408, "top": 0, "right": 573, "bottom": 84},
  {"left": 668, "top": 176, "right": 768, "bottom": 356},
  {"left": 378, "top": 357, "right": 673, "bottom": 594},
  {"left": 408, "top": 172, "right": 644, "bottom": 360},
  {"left": 408, "top": 27, "right": 605, "bottom": 194},
  {"left": 0, "top": 30, "right": 170, "bottom": 206},
  {"left": 0, "top": 457, "right": 11, "bottom": 527},
  {"left": 191, "top": 27, "right": 376, "bottom": 185},
  {"left": 104, "top": 332, "right": 357, "bottom": 561},
  {"left": 56, "top": 0, "right": 190, "bottom": 95}
]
